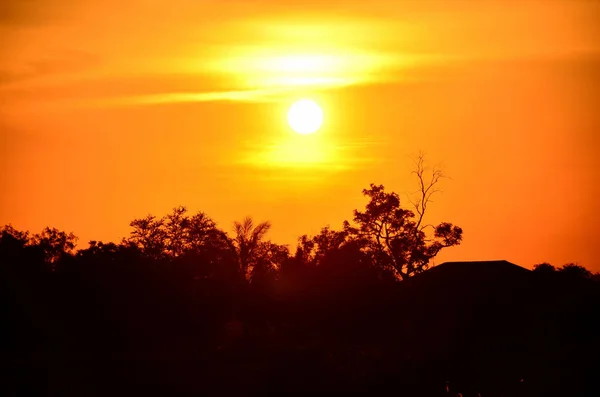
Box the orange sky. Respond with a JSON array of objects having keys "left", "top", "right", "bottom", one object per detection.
[{"left": 1, "top": 0, "right": 599, "bottom": 270}]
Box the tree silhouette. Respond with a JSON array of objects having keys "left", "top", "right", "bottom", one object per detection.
[
  {"left": 0, "top": 225, "right": 37, "bottom": 270},
  {"left": 248, "top": 240, "right": 289, "bottom": 285},
  {"left": 231, "top": 217, "right": 288, "bottom": 282},
  {"left": 534, "top": 262, "right": 594, "bottom": 281},
  {"left": 31, "top": 226, "right": 78, "bottom": 267},
  {"left": 344, "top": 175, "right": 462, "bottom": 280},
  {"left": 295, "top": 226, "right": 351, "bottom": 268},
  {"left": 164, "top": 206, "right": 189, "bottom": 257},
  {"left": 559, "top": 263, "right": 592, "bottom": 280},
  {"left": 126, "top": 207, "right": 238, "bottom": 281},
  {"left": 128, "top": 207, "right": 230, "bottom": 257},
  {"left": 128, "top": 214, "right": 167, "bottom": 259},
  {"left": 186, "top": 210, "right": 228, "bottom": 253},
  {"left": 533, "top": 262, "right": 557, "bottom": 279},
  {"left": 0, "top": 224, "right": 31, "bottom": 259},
  {"left": 0, "top": 224, "right": 30, "bottom": 245},
  {"left": 77, "top": 240, "right": 127, "bottom": 260}
]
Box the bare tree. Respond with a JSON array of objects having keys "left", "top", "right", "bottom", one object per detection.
[{"left": 408, "top": 152, "right": 445, "bottom": 235}]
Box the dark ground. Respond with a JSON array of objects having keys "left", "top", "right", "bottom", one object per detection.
[{"left": 2, "top": 260, "right": 600, "bottom": 396}]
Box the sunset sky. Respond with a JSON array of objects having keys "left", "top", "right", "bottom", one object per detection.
[{"left": 1, "top": 0, "right": 599, "bottom": 270}]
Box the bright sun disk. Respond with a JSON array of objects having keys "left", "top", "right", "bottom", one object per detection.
[{"left": 287, "top": 99, "right": 323, "bottom": 134}]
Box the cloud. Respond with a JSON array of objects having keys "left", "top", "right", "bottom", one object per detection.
[
  {"left": 3, "top": 69, "right": 358, "bottom": 108},
  {"left": 93, "top": 89, "right": 290, "bottom": 106},
  {"left": 79, "top": 81, "right": 352, "bottom": 107}
]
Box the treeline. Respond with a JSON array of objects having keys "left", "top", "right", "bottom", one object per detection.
[
  {"left": 0, "top": 181, "right": 465, "bottom": 287},
  {"left": 532, "top": 262, "right": 598, "bottom": 281}
]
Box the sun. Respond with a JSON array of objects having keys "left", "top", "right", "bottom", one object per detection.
[{"left": 287, "top": 99, "right": 323, "bottom": 134}]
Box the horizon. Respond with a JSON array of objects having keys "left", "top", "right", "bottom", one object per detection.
[{"left": 2, "top": 0, "right": 599, "bottom": 271}]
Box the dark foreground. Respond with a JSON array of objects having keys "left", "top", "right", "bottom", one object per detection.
[{"left": 3, "top": 261, "right": 600, "bottom": 396}]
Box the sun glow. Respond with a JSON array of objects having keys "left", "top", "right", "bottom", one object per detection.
[
  {"left": 207, "top": 46, "right": 395, "bottom": 91},
  {"left": 268, "top": 135, "right": 330, "bottom": 165},
  {"left": 287, "top": 99, "right": 323, "bottom": 134},
  {"left": 246, "top": 132, "right": 347, "bottom": 172}
]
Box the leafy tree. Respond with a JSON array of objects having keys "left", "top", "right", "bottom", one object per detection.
[
  {"left": 127, "top": 207, "right": 239, "bottom": 283},
  {"left": 295, "top": 226, "right": 351, "bottom": 268},
  {"left": 558, "top": 263, "right": 592, "bottom": 280},
  {"left": 249, "top": 241, "right": 289, "bottom": 285},
  {"left": 231, "top": 217, "right": 271, "bottom": 279},
  {"left": 184, "top": 211, "right": 235, "bottom": 276},
  {"left": 186, "top": 211, "right": 226, "bottom": 252},
  {"left": 128, "top": 214, "right": 167, "bottom": 259},
  {"left": 230, "top": 217, "right": 288, "bottom": 282},
  {"left": 164, "top": 206, "right": 189, "bottom": 257},
  {"left": 291, "top": 226, "right": 390, "bottom": 289},
  {"left": 76, "top": 240, "right": 142, "bottom": 263},
  {"left": 31, "top": 227, "right": 78, "bottom": 266},
  {"left": 0, "top": 225, "right": 38, "bottom": 271},
  {"left": 344, "top": 155, "right": 462, "bottom": 280},
  {"left": 534, "top": 262, "right": 595, "bottom": 282},
  {"left": 533, "top": 262, "right": 556, "bottom": 276},
  {"left": 128, "top": 207, "right": 231, "bottom": 260},
  {"left": 1, "top": 224, "right": 78, "bottom": 267},
  {"left": 0, "top": 224, "right": 30, "bottom": 247},
  {"left": 78, "top": 240, "right": 120, "bottom": 257}
]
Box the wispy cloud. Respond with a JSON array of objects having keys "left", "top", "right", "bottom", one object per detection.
[
  {"left": 88, "top": 89, "right": 284, "bottom": 106},
  {"left": 16, "top": 73, "right": 359, "bottom": 108},
  {"left": 76, "top": 86, "right": 338, "bottom": 107}
]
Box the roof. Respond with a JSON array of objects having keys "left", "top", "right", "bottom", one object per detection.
[
  {"left": 432, "top": 260, "right": 530, "bottom": 275},
  {"left": 405, "top": 259, "right": 532, "bottom": 293}
]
